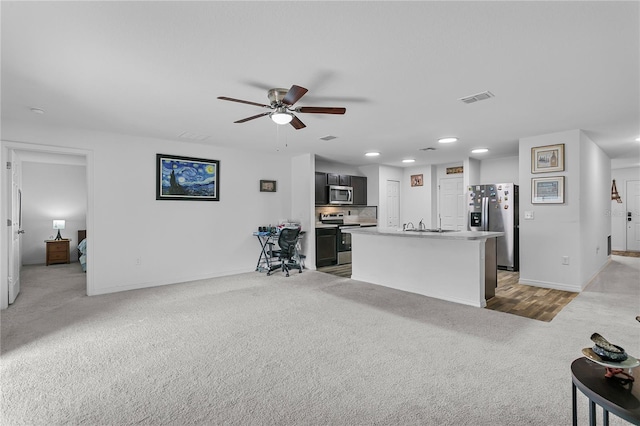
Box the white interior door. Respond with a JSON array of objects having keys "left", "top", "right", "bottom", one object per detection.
[
  {"left": 626, "top": 180, "right": 640, "bottom": 252},
  {"left": 8, "top": 151, "right": 23, "bottom": 304},
  {"left": 439, "top": 177, "right": 464, "bottom": 230},
  {"left": 386, "top": 180, "right": 400, "bottom": 228}
]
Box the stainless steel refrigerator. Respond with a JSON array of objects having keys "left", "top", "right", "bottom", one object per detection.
[{"left": 467, "top": 183, "right": 519, "bottom": 271}]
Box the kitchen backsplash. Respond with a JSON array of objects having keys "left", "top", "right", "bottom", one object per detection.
[{"left": 315, "top": 205, "right": 377, "bottom": 224}]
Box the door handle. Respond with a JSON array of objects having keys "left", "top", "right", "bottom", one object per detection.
[{"left": 17, "top": 229, "right": 25, "bottom": 234}]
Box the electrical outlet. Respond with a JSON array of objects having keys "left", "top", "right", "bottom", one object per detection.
[
  {"left": 562, "top": 256, "right": 570, "bottom": 265},
  {"left": 524, "top": 211, "right": 534, "bottom": 220},
  {"left": 135, "top": 257, "right": 141, "bottom": 266}
]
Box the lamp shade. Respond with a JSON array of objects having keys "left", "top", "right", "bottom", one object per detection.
[
  {"left": 270, "top": 110, "right": 293, "bottom": 125},
  {"left": 53, "top": 220, "right": 66, "bottom": 230}
]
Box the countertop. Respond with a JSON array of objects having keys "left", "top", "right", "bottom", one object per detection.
[
  {"left": 343, "top": 226, "right": 504, "bottom": 240},
  {"left": 315, "top": 222, "right": 377, "bottom": 229}
]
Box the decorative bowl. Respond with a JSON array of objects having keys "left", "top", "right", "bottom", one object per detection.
[{"left": 592, "top": 344, "right": 628, "bottom": 362}]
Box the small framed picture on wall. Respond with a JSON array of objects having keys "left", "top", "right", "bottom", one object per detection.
[
  {"left": 531, "top": 144, "right": 564, "bottom": 173},
  {"left": 411, "top": 174, "right": 423, "bottom": 187},
  {"left": 260, "top": 180, "right": 277, "bottom": 192}
]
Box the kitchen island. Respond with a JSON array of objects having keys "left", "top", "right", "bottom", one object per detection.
[{"left": 344, "top": 227, "right": 504, "bottom": 308}]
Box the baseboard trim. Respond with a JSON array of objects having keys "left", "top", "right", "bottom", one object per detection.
[
  {"left": 517, "top": 278, "right": 581, "bottom": 293},
  {"left": 88, "top": 268, "right": 252, "bottom": 296}
]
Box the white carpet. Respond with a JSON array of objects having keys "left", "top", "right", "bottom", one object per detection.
[{"left": 1, "top": 257, "right": 639, "bottom": 425}]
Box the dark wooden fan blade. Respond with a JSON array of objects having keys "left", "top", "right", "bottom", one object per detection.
[
  {"left": 290, "top": 115, "right": 306, "bottom": 130},
  {"left": 282, "top": 85, "right": 308, "bottom": 106},
  {"left": 234, "top": 112, "right": 270, "bottom": 123},
  {"left": 218, "top": 96, "right": 270, "bottom": 108},
  {"left": 297, "top": 107, "right": 346, "bottom": 115}
]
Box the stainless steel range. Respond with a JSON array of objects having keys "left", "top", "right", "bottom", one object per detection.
[{"left": 319, "top": 213, "right": 357, "bottom": 265}]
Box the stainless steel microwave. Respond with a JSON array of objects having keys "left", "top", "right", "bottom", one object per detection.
[{"left": 329, "top": 185, "right": 353, "bottom": 204}]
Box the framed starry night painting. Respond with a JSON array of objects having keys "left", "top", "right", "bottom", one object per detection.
[{"left": 156, "top": 154, "right": 219, "bottom": 201}]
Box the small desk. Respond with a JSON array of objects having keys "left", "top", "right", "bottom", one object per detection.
[
  {"left": 45, "top": 239, "right": 71, "bottom": 266},
  {"left": 571, "top": 357, "right": 640, "bottom": 425},
  {"left": 253, "top": 232, "right": 279, "bottom": 273},
  {"left": 253, "top": 231, "right": 305, "bottom": 274}
]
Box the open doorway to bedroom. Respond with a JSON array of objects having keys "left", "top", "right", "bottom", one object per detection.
[{"left": 2, "top": 143, "right": 92, "bottom": 309}]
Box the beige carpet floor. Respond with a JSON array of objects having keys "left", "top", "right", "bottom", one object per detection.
[{"left": 2, "top": 257, "right": 639, "bottom": 425}]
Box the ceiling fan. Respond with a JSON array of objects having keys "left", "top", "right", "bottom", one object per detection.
[{"left": 217, "top": 85, "right": 346, "bottom": 130}]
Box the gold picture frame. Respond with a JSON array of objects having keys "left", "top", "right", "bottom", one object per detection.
[
  {"left": 531, "top": 144, "right": 564, "bottom": 173},
  {"left": 532, "top": 176, "right": 564, "bottom": 204},
  {"left": 410, "top": 174, "right": 423, "bottom": 187}
]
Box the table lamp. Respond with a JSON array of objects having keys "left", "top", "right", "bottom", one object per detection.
[{"left": 53, "top": 220, "right": 65, "bottom": 240}]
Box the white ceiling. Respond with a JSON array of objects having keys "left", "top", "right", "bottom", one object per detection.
[{"left": 2, "top": 1, "right": 639, "bottom": 168}]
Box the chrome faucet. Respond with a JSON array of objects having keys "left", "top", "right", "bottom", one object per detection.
[
  {"left": 418, "top": 219, "right": 426, "bottom": 230},
  {"left": 404, "top": 222, "right": 415, "bottom": 231}
]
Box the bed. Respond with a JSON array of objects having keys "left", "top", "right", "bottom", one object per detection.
[{"left": 78, "top": 230, "right": 87, "bottom": 272}]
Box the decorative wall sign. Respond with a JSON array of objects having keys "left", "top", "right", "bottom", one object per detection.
[
  {"left": 156, "top": 154, "right": 219, "bottom": 201},
  {"left": 532, "top": 176, "right": 564, "bottom": 204},
  {"left": 446, "top": 166, "right": 463, "bottom": 174},
  {"left": 611, "top": 179, "right": 622, "bottom": 203},
  {"left": 411, "top": 174, "right": 423, "bottom": 187},
  {"left": 532, "top": 144, "right": 564, "bottom": 173},
  {"left": 260, "top": 180, "right": 277, "bottom": 192}
]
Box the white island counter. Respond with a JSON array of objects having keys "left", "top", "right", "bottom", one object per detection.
[{"left": 343, "top": 227, "right": 504, "bottom": 308}]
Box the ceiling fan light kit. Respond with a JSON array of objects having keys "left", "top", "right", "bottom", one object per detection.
[
  {"left": 270, "top": 108, "right": 293, "bottom": 125},
  {"left": 218, "top": 84, "right": 346, "bottom": 130}
]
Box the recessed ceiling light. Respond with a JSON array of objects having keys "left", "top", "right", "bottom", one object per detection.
[
  {"left": 438, "top": 137, "right": 458, "bottom": 144},
  {"left": 365, "top": 152, "right": 380, "bottom": 157},
  {"left": 402, "top": 159, "right": 415, "bottom": 163},
  {"left": 636, "top": 137, "right": 640, "bottom": 142},
  {"left": 471, "top": 148, "right": 489, "bottom": 153},
  {"left": 30, "top": 107, "right": 45, "bottom": 114}
]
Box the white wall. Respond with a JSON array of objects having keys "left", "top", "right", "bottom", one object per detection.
[
  {"left": 315, "top": 158, "right": 365, "bottom": 176},
  {"left": 610, "top": 167, "right": 640, "bottom": 250},
  {"left": 21, "top": 162, "right": 87, "bottom": 264},
  {"left": 291, "top": 153, "right": 315, "bottom": 268},
  {"left": 579, "top": 132, "right": 611, "bottom": 283},
  {"left": 479, "top": 156, "right": 519, "bottom": 184},
  {"left": 519, "top": 129, "right": 610, "bottom": 292},
  {"left": 2, "top": 123, "right": 293, "bottom": 299},
  {"left": 401, "top": 165, "right": 434, "bottom": 227}
]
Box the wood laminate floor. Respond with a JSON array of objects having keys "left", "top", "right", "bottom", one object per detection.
[{"left": 317, "top": 264, "right": 578, "bottom": 322}]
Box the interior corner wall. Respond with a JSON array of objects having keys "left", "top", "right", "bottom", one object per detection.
[
  {"left": 519, "top": 129, "right": 602, "bottom": 292},
  {"left": 463, "top": 158, "right": 481, "bottom": 190},
  {"left": 292, "top": 153, "right": 314, "bottom": 268},
  {"left": 2, "top": 123, "right": 293, "bottom": 296},
  {"left": 401, "top": 165, "right": 433, "bottom": 226},
  {"left": 359, "top": 164, "right": 380, "bottom": 210},
  {"left": 21, "top": 162, "right": 87, "bottom": 264},
  {"left": 579, "top": 131, "right": 611, "bottom": 285},
  {"left": 610, "top": 166, "right": 640, "bottom": 250}
]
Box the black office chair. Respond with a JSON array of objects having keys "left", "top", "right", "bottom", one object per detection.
[{"left": 268, "top": 228, "right": 302, "bottom": 277}]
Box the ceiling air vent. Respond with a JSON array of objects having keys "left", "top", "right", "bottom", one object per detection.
[
  {"left": 459, "top": 91, "right": 494, "bottom": 104},
  {"left": 319, "top": 135, "right": 337, "bottom": 141},
  {"left": 179, "top": 131, "right": 210, "bottom": 141},
  {"left": 420, "top": 147, "right": 436, "bottom": 151}
]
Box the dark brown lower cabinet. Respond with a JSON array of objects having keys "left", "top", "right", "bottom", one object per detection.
[{"left": 316, "top": 228, "right": 337, "bottom": 267}]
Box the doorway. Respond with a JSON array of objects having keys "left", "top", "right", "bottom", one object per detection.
[
  {"left": 1, "top": 142, "right": 93, "bottom": 310},
  {"left": 439, "top": 177, "right": 464, "bottom": 230},
  {"left": 627, "top": 180, "right": 640, "bottom": 251}
]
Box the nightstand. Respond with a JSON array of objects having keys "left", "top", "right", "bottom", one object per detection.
[{"left": 45, "top": 239, "right": 70, "bottom": 266}]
